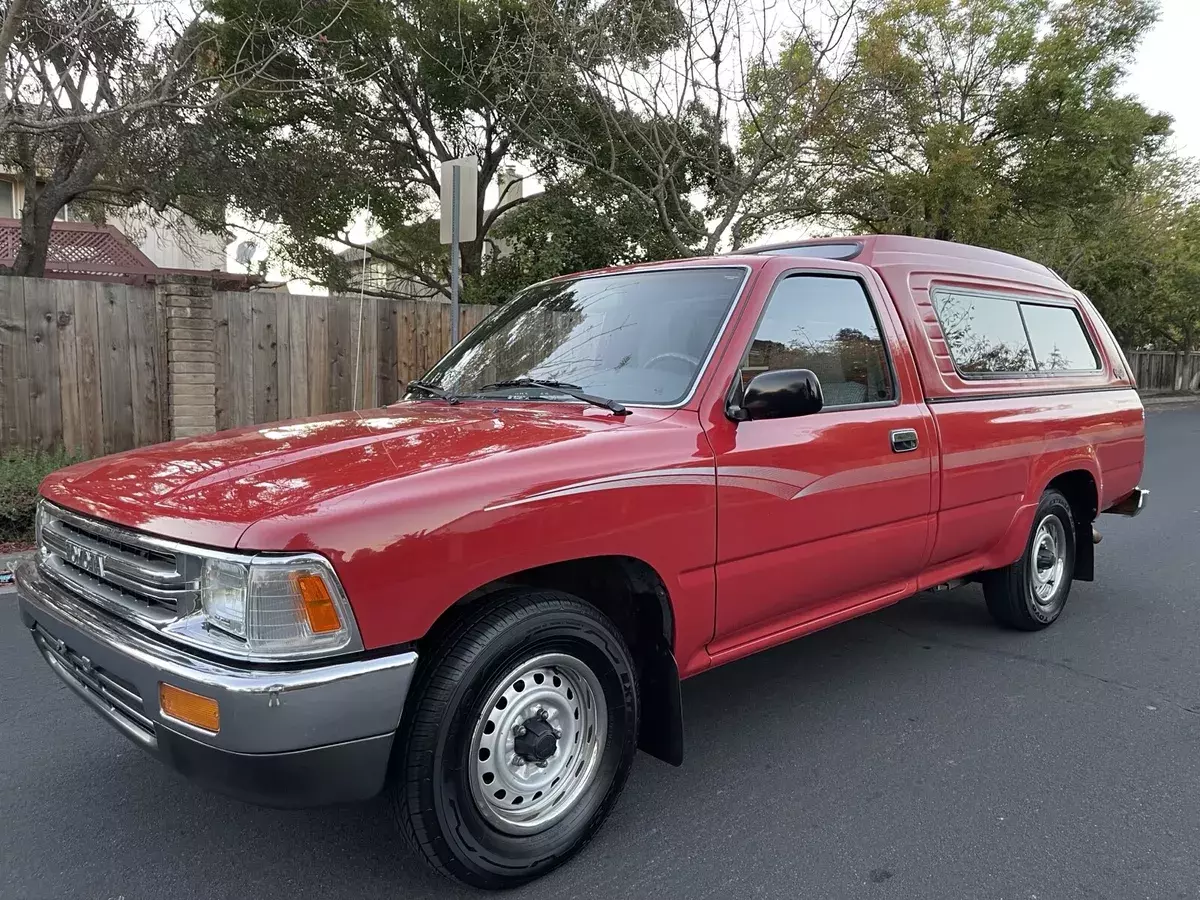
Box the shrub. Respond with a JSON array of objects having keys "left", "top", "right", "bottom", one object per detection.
[{"left": 0, "top": 448, "right": 85, "bottom": 543}]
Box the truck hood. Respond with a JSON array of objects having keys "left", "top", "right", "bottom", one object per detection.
[{"left": 41, "top": 402, "right": 654, "bottom": 548}]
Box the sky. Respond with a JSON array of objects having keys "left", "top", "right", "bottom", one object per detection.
[
  {"left": 230, "top": 0, "right": 1200, "bottom": 280},
  {"left": 1126, "top": 0, "right": 1200, "bottom": 157}
]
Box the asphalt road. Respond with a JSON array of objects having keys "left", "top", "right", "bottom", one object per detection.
[{"left": 3, "top": 403, "right": 1199, "bottom": 900}]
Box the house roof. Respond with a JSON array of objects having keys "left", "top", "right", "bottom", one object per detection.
[{"left": 0, "top": 219, "right": 260, "bottom": 289}]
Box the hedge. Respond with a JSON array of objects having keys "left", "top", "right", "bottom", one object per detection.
[{"left": 0, "top": 449, "right": 84, "bottom": 543}]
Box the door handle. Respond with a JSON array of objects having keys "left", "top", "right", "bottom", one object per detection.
[{"left": 890, "top": 428, "right": 919, "bottom": 453}]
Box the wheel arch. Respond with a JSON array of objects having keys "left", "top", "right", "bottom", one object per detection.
[
  {"left": 1045, "top": 468, "right": 1099, "bottom": 582},
  {"left": 419, "top": 554, "right": 684, "bottom": 766}
]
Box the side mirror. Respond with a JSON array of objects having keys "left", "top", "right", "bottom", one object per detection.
[{"left": 730, "top": 369, "right": 824, "bottom": 421}]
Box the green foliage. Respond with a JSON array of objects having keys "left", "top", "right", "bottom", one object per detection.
[
  {"left": 760, "top": 0, "right": 1195, "bottom": 349},
  {"left": 0, "top": 448, "right": 84, "bottom": 543},
  {"left": 465, "top": 175, "right": 697, "bottom": 305},
  {"left": 202, "top": 0, "right": 690, "bottom": 297},
  {"left": 189, "top": 0, "right": 1200, "bottom": 348}
]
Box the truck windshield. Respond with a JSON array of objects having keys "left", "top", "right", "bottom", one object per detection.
[{"left": 418, "top": 267, "right": 747, "bottom": 407}]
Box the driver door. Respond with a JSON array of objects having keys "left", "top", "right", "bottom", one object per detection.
[{"left": 706, "top": 273, "right": 935, "bottom": 656}]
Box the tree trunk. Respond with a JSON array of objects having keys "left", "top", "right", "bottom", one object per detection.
[
  {"left": 6, "top": 206, "right": 56, "bottom": 277},
  {"left": 462, "top": 238, "right": 483, "bottom": 279}
]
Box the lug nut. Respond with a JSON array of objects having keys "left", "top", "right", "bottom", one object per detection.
[
  {"left": 553, "top": 728, "right": 562, "bottom": 739},
  {"left": 538, "top": 709, "right": 549, "bottom": 720},
  {"left": 515, "top": 724, "right": 526, "bottom": 737},
  {"left": 536, "top": 760, "right": 548, "bottom": 768}
]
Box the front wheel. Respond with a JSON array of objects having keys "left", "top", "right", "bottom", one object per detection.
[
  {"left": 391, "top": 590, "right": 639, "bottom": 889},
  {"left": 983, "top": 488, "right": 1077, "bottom": 630}
]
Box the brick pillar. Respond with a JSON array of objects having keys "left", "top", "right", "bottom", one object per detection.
[{"left": 158, "top": 275, "right": 217, "bottom": 439}]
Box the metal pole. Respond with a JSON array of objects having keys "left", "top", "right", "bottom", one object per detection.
[{"left": 449, "top": 165, "right": 461, "bottom": 346}]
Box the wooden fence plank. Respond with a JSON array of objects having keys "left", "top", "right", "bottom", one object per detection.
[
  {"left": 276, "top": 299, "right": 291, "bottom": 421},
  {"left": 378, "top": 299, "right": 399, "bottom": 405},
  {"left": 434, "top": 302, "right": 446, "bottom": 370},
  {"left": 307, "top": 294, "right": 329, "bottom": 414},
  {"left": 251, "top": 293, "right": 279, "bottom": 424},
  {"left": 73, "top": 282, "right": 104, "bottom": 457},
  {"left": 212, "top": 291, "right": 231, "bottom": 431},
  {"left": 360, "top": 295, "right": 378, "bottom": 409},
  {"left": 126, "top": 288, "right": 162, "bottom": 448},
  {"left": 97, "top": 283, "right": 134, "bottom": 453},
  {"left": 227, "top": 292, "right": 253, "bottom": 427},
  {"left": 0, "top": 281, "right": 7, "bottom": 445},
  {"left": 328, "top": 292, "right": 352, "bottom": 412},
  {"left": 0, "top": 278, "right": 29, "bottom": 449},
  {"left": 56, "top": 280, "right": 81, "bottom": 453},
  {"left": 415, "top": 300, "right": 430, "bottom": 382},
  {"left": 153, "top": 285, "right": 170, "bottom": 443},
  {"left": 24, "top": 280, "right": 61, "bottom": 450},
  {"left": 396, "top": 299, "right": 415, "bottom": 387},
  {"left": 290, "top": 298, "right": 309, "bottom": 418},
  {"left": 434, "top": 298, "right": 446, "bottom": 370}
]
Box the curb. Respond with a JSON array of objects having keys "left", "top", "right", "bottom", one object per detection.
[
  {"left": 0, "top": 550, "right": 34, "bottom": 586},
  {"left": 1141, "top": 394, "right": 1200, "bottom": 406}
]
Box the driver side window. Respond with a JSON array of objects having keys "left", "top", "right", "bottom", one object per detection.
[{"left": 741, "top": 275, "right": 895, "bottom": 407}]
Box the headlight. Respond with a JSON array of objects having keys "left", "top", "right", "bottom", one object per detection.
[
  {"left": 195, "top": 554, "right": 359, "bottom": 660},
  {"left": 201, "top": 559, "right": 248, "bottom": 637}
]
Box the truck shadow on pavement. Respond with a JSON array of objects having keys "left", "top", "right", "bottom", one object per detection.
[{"left": 17, "top": 586, "right": 1047, "bottom": 900}]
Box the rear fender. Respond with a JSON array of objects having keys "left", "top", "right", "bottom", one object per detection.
[{"left": 987, "top": 459, "right": 1101, "bottom": 575}]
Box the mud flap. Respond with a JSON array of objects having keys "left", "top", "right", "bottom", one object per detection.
[
  {"left": 1074, "top": 520, "right": 1095, "bottom": 582},
  {"left": 637, "top": 643, "right": 684, "bottom": 766}
]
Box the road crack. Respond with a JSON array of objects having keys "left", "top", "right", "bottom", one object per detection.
[{"left": 881, "top": 622, "right": 1200, "bottom": 718}]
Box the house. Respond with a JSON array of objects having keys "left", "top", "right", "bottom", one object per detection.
[
  {"left": 339, "top": 167, "right": 530, "bottom": 298},
  {"left": 0, "top": 174, "right": 241, "bottom": 285}
]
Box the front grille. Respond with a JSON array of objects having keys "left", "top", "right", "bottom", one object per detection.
[
  {"left": 33, "top": 623, "right": 156, "bottom": 740},
  {"left": 38, "top": 503, "right": 200, "bottom": 624}
]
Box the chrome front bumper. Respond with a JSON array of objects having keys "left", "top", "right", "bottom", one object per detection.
[{"left": 15, "top": 560, "right": 418, "bottom": 807}]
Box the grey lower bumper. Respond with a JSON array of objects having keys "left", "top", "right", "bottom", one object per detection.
[
  {"left": 15, "top": 560, "right": 417, "bottom": 807},
  {"left": 1105, "top": 487, "right": 1148, "bottom": 517}
]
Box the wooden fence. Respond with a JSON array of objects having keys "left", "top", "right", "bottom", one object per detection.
[
  {"left": 210, "top": 292, "right": 495, "bottom": 432},
  {"left": 0, "top": 275, "right": 497, "bottom": 453},
  {"left": 0, "top": 279, "right": 165, "bottom": 455},
  {"left": 4, "top": 274, "right": 1198, "bottom": 455},
  {"left": 1125, "top": 350, "right": 1200, "bottom": 394}
]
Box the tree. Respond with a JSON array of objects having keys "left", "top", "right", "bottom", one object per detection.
[
  {"left": 749, "top": 0, "right": 1200, "bottom": 349},
  {"left": 0, "top": 0, "right": 347, "bottom": 275},
  {"left": 1142, "top": 180, "right": 1200, "bottom": 354},
  {"left": 782, "top": 0, "right": 1169, "bottom": 241},
  {"left": 438, "top": 0, "right": 861, "bottom": 258},
  {"left": 201, "top": 0, "right": 690, "bottom": 299},
  {"left": 464, "top": 171, "right": 699, "bottom": 305}
]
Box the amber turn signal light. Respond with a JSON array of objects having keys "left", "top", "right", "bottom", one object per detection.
[
  {"left": 290, "top": 572, "right": 343, "bottom": 634},
  {"left": 159, "top": 683, "right": 220, "bottom": 733}
]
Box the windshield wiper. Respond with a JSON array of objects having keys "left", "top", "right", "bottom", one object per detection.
[
  {"left": 406, "top": 380, "right": 459, "bottom": 404},
  {"left": 479, "top": 378, "right": 629, "bottom": 416}
]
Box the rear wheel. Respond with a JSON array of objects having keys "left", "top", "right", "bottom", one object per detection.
[
  {"left": 391, "top": 590, "right": 639, "bottom": 889},
  {"left": 984, "top": 488, "right": 1076, "bottom": 630}
]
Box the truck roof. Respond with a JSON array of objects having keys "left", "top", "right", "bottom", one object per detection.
[
  {"left": 538, "top": 234, "right": 1065, "bottom": 291},
  {"left": 737, "top": 234, "right": 1062, "bottom": 283}
]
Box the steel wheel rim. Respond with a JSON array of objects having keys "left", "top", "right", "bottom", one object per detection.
[
  {"left": 1030, "top": 514, "right": 1067, "bottom": 606},
  {"left": 468, "top": 652, "right": 608, "bottom": 835}
]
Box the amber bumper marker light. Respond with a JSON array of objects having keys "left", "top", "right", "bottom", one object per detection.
[
  {"left": 291, "top": 572, "right": 344, "bottom": 634},
  {"left": 160, "top": 683, "right": 220, "bottom": 733}
]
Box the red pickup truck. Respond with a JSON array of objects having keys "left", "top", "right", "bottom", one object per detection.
[{"left": 17, "top": 235, "right": 1146, "bottom": 888}]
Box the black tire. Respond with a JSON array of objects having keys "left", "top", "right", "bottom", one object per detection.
[
  {"left": 391, "top": 589, "right": 639, "bottom": 889},
  {"left": 984, "top": 488, "right": 1076, "bottom": 631}
]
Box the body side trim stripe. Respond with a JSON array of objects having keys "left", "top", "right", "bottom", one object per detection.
[{"left": 925, "top": 385, "right": 1134, "bottom": 404}]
